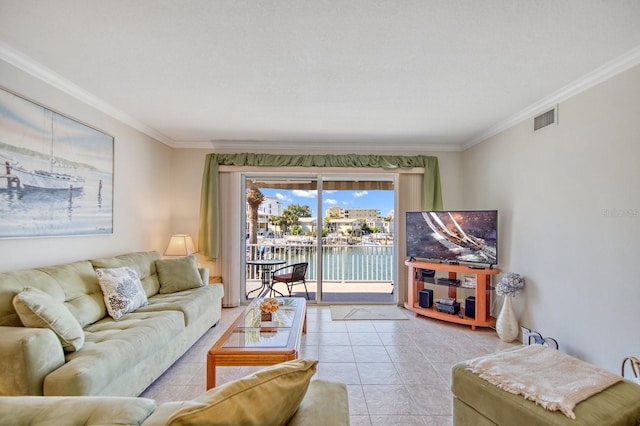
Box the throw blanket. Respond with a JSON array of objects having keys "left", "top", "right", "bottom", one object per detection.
[{"left": 466, "top": 345, "right": 622, "bottom": 419}]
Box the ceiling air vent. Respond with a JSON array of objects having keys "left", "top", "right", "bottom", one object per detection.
[{"left": 533, "top": 106, "right": 558, "bottom": 132}]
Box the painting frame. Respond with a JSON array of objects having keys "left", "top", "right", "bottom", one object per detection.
[{"left": 0, "top": 87, "right": 114, "bottom": 239}]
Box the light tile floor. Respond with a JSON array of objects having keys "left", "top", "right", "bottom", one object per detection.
[{"left": 141, "top": 305, "right": 517, "bottom": 425}]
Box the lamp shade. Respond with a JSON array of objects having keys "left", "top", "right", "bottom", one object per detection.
[{"left": 164, "top": 234, "right": 196, "bottom": 256}]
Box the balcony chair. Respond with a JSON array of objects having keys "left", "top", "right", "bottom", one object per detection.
[{"left": 270, "top": 262, "right": 310, "bottom": 299}]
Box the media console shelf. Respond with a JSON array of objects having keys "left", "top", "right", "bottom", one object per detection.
[{"left": 404, "top": 260, "right": 500, "bottom": 330}]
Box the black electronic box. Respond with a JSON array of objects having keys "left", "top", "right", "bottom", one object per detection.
[
  {"left": 418, "top": 289, "right": 433, "bottom": 308},
  {"left": 435, "top": 298, "right": 460, "bottom": 315},
  {"left": 465, "top": 296, "right": 476, "bottom": 319}
]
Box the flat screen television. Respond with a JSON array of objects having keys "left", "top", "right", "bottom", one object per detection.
[{"left": 405, "top": 210, "right": 498, "bottom": 265}]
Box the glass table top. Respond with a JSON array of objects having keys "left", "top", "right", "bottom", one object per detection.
[{"left": 220, "top": 297, "right": 305, "bottom": 349}]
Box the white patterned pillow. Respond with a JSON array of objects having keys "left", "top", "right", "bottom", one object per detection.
[{"left": 95, "top": 266, "right": 148, "bottom": 320}]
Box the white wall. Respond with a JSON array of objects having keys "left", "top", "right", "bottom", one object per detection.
[
  {"left": 462, "top": 65, "right": 640, "bottom": 373},
  {"left": 0, "top": 60, "right": 173, "bottom": 271}
]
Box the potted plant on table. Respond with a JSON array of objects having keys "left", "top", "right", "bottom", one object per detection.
[{"left": 259, "top": 297, "right": 279, "bottom": 322}]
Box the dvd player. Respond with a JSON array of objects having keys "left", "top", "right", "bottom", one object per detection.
[
  {"left": 436, "top": 301, "right": 460, "bottom": 315},
  {"left": 437, "top": 278, "right": 461, "bottom": 286}
]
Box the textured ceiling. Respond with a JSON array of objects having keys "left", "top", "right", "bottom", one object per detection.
[{"left": 1, "top": 0, "right": 640, "bottom": 151}]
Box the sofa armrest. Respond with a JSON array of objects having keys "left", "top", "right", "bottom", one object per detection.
[
  {"left": 145, "top": 380, "right": 349, "bottom": 426},
  {"left": 198, "top": 267, "right": 209, "bottom": 286},
  {"left": 287, "top": 380, "right": 349, "bottom": 426},
  {"left": 142, "top": 401, "right": 196, "bottom": 426},
  {"left": 0, "top": 396, "right": 156, "bottom": 425},
  {"left": 0, "top": 326, "right": 65, "bottom": 395}
]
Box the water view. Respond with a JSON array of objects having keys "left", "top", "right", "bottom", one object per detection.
[
  {"left": 247, "top": 240, "right": 394, "bottom": 283},
  {"left": 0, "top": 150, "right": 112, "bottom": 238}
]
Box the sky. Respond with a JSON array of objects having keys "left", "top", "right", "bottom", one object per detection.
[
  {"left": 259, "top": 188, "right": 394, "bottom": 219},
  {"left": 0, "top": 88, "right": 113, "bottom": 173}
]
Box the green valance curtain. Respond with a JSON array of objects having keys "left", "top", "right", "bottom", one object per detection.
[{"left": 198, "top": 153, "right": 443, "bottom": 260}]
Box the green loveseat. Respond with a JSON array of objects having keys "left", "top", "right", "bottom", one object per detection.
[
  {"left": 0, "top": 251, "right": 224, "bottom": 397},
  {"left": 0, "top": 360, "right": 350, "bottom": 426}
]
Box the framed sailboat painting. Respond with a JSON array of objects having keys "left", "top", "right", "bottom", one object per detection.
[{"left": 0, "top": 87, "right": 113, "bottom": 238}]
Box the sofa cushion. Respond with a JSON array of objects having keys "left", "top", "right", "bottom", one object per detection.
[
  {"left": 138, "top": 284, "right": 223, "bottom": 326},
  {"left": 12, "top": 287, "right": 84, "bottom": 352},
  {"left": 288, "top": 380, "right": 350, "bottom": 426},
  {"left": 167, "top": 359, "right": 318, "bottom": 426},
  {"left": 95, "top": 266, "right": 148, "bottom": 320},
  {"left": 91, "top": 251, "right": 162, "bottom": 297},
  {"left": 45, "top": 310, "right": 185, "bottom": 396},
  {"left": 156, "top": 255, "right": 204, "bottom": 294},
  {"left": 0, "top": 260, "right": 105, "bottom": 328}
]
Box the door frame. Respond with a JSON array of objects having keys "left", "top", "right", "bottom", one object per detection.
[{"left": 241, "top": 172, "right": 398, "bottom": 304}]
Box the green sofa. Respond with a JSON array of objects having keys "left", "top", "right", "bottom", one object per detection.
[
  {"left": 0, "top": 251, "right": 224, "bottom": 397},
  {"left": 0, "top": 360, "right": 350, "bottom": 426}
]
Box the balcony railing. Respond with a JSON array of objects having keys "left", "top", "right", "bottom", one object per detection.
[{"left": 246, "top": 242, "right": 394, "bottom": 283}]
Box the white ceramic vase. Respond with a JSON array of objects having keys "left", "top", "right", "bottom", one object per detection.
[{"left": 496, "top": 296, "right": 519, "bottom": 342}]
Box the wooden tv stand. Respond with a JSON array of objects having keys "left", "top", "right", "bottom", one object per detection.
[{"left": 404, "top": 260, "right": 499, "bottom": 330}]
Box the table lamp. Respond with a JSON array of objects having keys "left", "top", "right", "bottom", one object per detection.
[{"left": 164, "top": 234, "right": 196, "bottom": 257}]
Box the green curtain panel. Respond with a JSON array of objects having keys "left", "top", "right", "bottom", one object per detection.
[{"left": 198, "top": 153, "right": 443, "bottom": 260}]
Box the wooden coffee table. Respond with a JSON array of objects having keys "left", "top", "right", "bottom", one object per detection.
[{"left": 206, "top": 297, "right": 307, "bottom": 389}]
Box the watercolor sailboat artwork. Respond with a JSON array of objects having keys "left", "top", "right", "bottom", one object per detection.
[
  {"left": 8, "top": 112, "right": 86, "bottom": 190},
  {"left": 0, "top": 88, "right": 113, "bottom": 238}
]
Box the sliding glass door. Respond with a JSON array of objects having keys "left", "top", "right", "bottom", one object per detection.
[
  {"left": 244, "top": 176, "right": 319, "bottom": 300},
  {"left": 243, "top": 173, "right": 396, "bottom": 304},
  {"left": 320, "top": 175, "right": 395, "bottom": 303}
]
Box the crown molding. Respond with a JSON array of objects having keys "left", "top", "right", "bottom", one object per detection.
[
  {"left": 0, "top": 42, "right": 460, "bottom": 153},
  {"left": 173, "top": 139, "right": 463, "bottom": 152},
  {"left": 5, "top": 38, "right": 637, "bottom": 153},
  {"left": 463, "top": 45, "right": 640, "bottom": 150},
  {"left": 0, "top": 41, "right": 175, "bottom": 147}
]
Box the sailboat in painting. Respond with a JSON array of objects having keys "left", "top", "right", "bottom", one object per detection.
[
  {"left": 11, "top": 163, "right": 85, "bottom": 190},
  {"left": 10, "top": 111, "right": 85, "bottom": 190}
]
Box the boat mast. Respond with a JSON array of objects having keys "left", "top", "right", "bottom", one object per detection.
[{"left": 50, "top": 111, "right": 54, "bottom": 173}]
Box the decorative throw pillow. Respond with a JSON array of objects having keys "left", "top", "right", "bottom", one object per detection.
[
  {"left": 95, "top": 266, "right": 148, "bottom": 320},
  {"left": 12, "top": 287, "right": 84, "bottom": 352},
  {"left": 155, "top": 255, "right": 204, "bottom": 294},
  {"left": 166, "top": 359, "right": 318, "bottom": 426}
]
